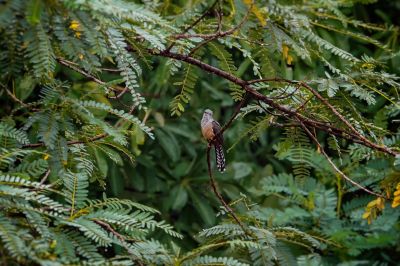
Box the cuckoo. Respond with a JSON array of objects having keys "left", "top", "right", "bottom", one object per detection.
[{"left": 201, "top": 109, "right": 226, "bottom": 172}]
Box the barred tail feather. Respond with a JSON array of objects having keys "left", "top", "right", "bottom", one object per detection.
[{"left": 215, "top": 144, "right": 226, "bottom": 172}]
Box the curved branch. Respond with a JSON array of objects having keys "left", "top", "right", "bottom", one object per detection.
[
  {"left": 249, "top": 77, "right": 397, "bottom": 156},
  {"left": 153, "top": 50, "right": 398, "bottom": 156},
  {"left": 297, "top": 119, "right": 386, "bottom": 199}
]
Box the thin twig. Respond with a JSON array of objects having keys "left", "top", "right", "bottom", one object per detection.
[
  {"left": 94, "top": 219, "right": 126, "bottom": 241},
  {"left": 257, "top": 99, "right": 282, "bottom": 117},
  {"left": 181, "top": 0, "right": 219, "bottom": 35},
  {"left": 23, "top": 133, "right": 107, "bottom": 149},
  {"left": 297, "top": 119, "right": 386, "bottom": 198},
  {"left": 173, "top": 1, "right": 252, "bottom": 40},
  {"left": 59, "top": 58, "right": 150, "bottom": 100},
  {"left": 296, "top": 94, "right": 313, "bottom": 112},
  {"left": 3, "top": 85, "right": 42, "bottom": 113},
  {"left": 216, "top": 1, "right": 222, "bottom": 34},
  {"left": 94, "top": 219, "right": 144, "bottom": 265},
  {"left": 220, "top": 93, "right": 248, "bottom": 134},
  {"left": 57, "top": 58, "right": 126, "bottom": 96},
  {"left": 100, "top": 67, "right": 120, "bottom": 72},
  {"left": 109, "top": 87, "right": 129, "bottom": 99},
  {"left": 206, "top": 143, "right": 250, "bottom": 235},
  {"left": 267, "top": 85, "right": 301, "bottom": 100},
  {"left": 166, "top": 0, "right": 219, "bottom": 52},
  {"left": 39, "top": 169, "right": 51, "bottom": 186},
  {"left": 4, "top": 87, "right": 28, "bottom": 107},
  {"left": 58, "top": 58, "right": 106, "bottom": 85},
  {"left": 188, "top": 1, "right": 253, "bottom": 56}
]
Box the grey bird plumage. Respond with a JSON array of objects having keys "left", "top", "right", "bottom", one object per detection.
[{"left": 201, "top": 109, "right": 213, "bottom": 128}]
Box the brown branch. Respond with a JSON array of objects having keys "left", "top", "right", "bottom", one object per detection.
[
  {"left": 166, "top": 0, "right": 219, "bottom": 52},
  {"left": 94, "top": 219, "right": 144, "bottom": 265},
  {"left": 4, "top": 87, "right": 28, "bottom": 107},
  {"left": 220, "top": 93, "right": 248, "bottom": 134},
  {"left": 248, "top": 77, "right": 397, "bottom": 156},
  {"left": 110, "top": 87, "right": 129, "bottom": 99},
  {"left": 152, "top": 50, "right": 398, "bottom": 156},
  {"left": 173, "top": 1, "right": 253, "bottom": 40},
  {"left": 22, "top": 133, "right": 107, "bottom": 149},
  {"left": 94, "top": 219, "right": 126, "bottom": 241},
  {"left": 59, "top": 58, "right": 161, "bottom": 100},
  {"left": 100, "top": 67, "right": 120, "bottom": 72},
  {"left": 58, "top": 58, "right": 108, "bottom": 86},
  {"left": 297, "top": 119, "right": 386, "bottom": 199},
  {"left": 183, "top": 1, "right": 219, "bottom": 35},
  {"left": 187, "top": 2, "right": 253, "bottom": 56},
  {"left": 39, "top": 169, "right": 51, "bottom": 186},
  {"left": 206, "top": 143, "right": 250, "bottom": 236},
  {"left": 57, "top": 58, "right": 128, "bottom": 98}
]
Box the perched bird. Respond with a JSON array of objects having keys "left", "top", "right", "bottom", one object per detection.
[{"left": 201, "top": 109, "right": 225, "bottom": 172}]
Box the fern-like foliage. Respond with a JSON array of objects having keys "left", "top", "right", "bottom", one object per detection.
[
  {"left": 170, "top": 64, "right": 199, "bottom": 116},
  {"left": 0, "top": 0, "right": 399, "bottom": 265},
  {"left": 53, "top": 15, "right": 101, "bottom": 73},
  {"left": 183, "top": 255, "right": 249, "bottom": 266},
  {"left": 25, "top": 23, "right": 56, "bottom": 81},
  {"left": 208, "top": 42, "right": 244, "bottom": 101},
  {"left": 107, "top": 28, "right": 146, "bottom": 109},
  {"left": 0, "top": 163, "right": 180, "bottom": 265},
  {"left": 275, "top": 127, "right": 313, "bottom": 181},
  {"left": 0, "top": 10, "right": 172, "bottom": 261},
  {"left": 76, "top": 100, "right": 154, "bottom": 139},
  {"left": 0, "top": 122, "right": 30, "bottom": 147},
  {"left": 178, "top": 200, "right": 323, "bottom": 266}
]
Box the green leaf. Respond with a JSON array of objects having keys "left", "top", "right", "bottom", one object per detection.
[
  {"left": 171, "top": 185, "right": 188, "bottom": 211},
  {"left": 327, "top": 80, "right": 339, "bottom": 98},
  {"left": 394, "top": 154, "right": 400, "bottom": 170},
  {"left": 154, "top": 129, "right": 180, "bottom": 163},
  {"left": 232, "top": 162, "right": 252, "bottom": 180},
  {"left": 15, "top": 74, "right": 36, "bottom": 101},
  {"left": 188, "top": 188, "right": 216, "bottom": 226},
  {"left": 26, "top": 0, "right": 43, "bottom": 25},
  {"left": 93, "top": 148, "right": 108, "bottom": 177}
]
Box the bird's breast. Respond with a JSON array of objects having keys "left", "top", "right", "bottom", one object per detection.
[{"left": 202, "top": 122, "right": 215, "bottom": 141}]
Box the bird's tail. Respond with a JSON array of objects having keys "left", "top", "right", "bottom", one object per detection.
[{"left": 215, "top": 144, "right": 226, "bottom": 172}]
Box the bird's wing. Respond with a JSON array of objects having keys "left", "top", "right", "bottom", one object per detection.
[{"left": 212, "top": 120, "right": 223, "bottom": 144}]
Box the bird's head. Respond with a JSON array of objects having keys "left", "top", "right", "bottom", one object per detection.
[
  {"left": 203, "top": 109, "right": 213, "bottom": 119},
  {"left": 204, "top": 109, "right": 213, "bottom": 116}
]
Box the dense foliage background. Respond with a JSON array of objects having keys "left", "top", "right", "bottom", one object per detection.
[{"left": 1, "top": 0, "right": 400, "bottom": 265}]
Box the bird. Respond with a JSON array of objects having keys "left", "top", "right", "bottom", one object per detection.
[{"left": 201, "top": 109, "right": 226, "bottom": 172}]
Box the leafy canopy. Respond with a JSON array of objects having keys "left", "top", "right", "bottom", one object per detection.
[{"left": 0, "top": 0, "right": 400, "bottom": 265}]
